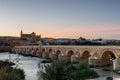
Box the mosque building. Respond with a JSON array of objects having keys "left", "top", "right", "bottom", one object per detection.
[{"left": 20, "top": 30, "right": 41, "bottom": 46}]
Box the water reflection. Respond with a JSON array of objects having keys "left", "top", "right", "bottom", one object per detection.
[{"left": 0, "top": 52, "right": 42, "bottom": 80}]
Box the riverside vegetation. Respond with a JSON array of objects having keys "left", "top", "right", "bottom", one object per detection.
[
  {"left": 0, "top": 60, "right": 25, "bottom": 80},
  {"left": 38, "top": 61, "right": 99, "bottom": 80}
]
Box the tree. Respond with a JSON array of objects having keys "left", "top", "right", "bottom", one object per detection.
[
  {"left": 38, "top": 61, "right": 68, "bottom": 80},
  {"left": 67, "top": 62, "right": 99, "bottom": 80},
  {"left": 38, "top": 61, "right": 99, "bottom": 80}
]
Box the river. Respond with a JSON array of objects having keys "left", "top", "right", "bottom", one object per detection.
[
  {"left": 0, "top": 52, "right": 120, "bottom": 80},
  {"left": 0, "top": 52, "right": 42, "bottom": 80}
]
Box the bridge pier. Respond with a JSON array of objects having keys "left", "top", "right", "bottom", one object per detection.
[
  {"left": 71, "top": 51, "right": 81, "bottom": 62},
  {"left": 31, "top": 50, "right": 35, "bottom": 55},
  {"left": 71, "top": 55, "right": 81, "bottom": 62},
  {"left": 36, "top": 51, "right": 42, "bottom": 57},
  {"left": 49, "top": 52, "right": 58, "bottom": 60},
  {"left": 58, "top": 54, "right": 71, "bottom": 61},
  {"left": 42, "top": 51, "right": 49, "bottom": 59},
  {"left": 88, "top": 56, "right": 100, "bottom": 66},
  {"left": 13, "top": 46, "right": 120, "bottom": 70},
  {"left": 113, "top": 58, "right": 120, "bottom": 70}
]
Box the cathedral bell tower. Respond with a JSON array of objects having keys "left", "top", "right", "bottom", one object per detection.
[{"left": 21, "top": 30, "right": 23, "bottom": 37}]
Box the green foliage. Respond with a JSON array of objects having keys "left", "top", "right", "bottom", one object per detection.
[
  {"left": 76, "top": 62, "right": 89, "bottom": 70},
  {"left": 39, "top": 61, "right": 68, "bottom": 80},
  {"left": 106, "top": 76, "right": 113, "bottom": 80},
  {"left": 0, "top": 60, "right": 25, "bottom": 80},
  {"left": 39, "top": 61, "right": 99, "bottom": 80},
  {"left": 6, "top": 68, "right": 25, "bottom": 80},
  {"left": 0, "top": 60, "right": 15, "bottom": 68},
  {"left": 67, "top": 62, "right": 99, "bottom": 80}
]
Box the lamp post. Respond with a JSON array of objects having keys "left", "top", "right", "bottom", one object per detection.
[
  {"left": 109, "top": 55, "right": 113, "bottom": 78},
  {"left": 39, "top": 35, "right": 42, "bottom": 52},
  {"left": 94, "top": 56, "right": 97, "bottom": 68}
]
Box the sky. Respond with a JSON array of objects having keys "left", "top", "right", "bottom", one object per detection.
[{"left": 0, "top": 0, "right": 120, "bottom": 39}]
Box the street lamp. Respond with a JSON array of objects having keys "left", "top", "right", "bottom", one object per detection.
[
  {"left": 39, "top": 35, "right": 42, "bottom": 52},
  {"left": 94, "top": 56, "right": 97, "bottom": 68},
  {"left": 109, "top": 55, "right": 113, "bottom": 78}
]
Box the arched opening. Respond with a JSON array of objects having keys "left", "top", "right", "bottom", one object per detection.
[
  {"left": 35, "top": 48, "right": 39, "bottom": 52},
  {"left": 42, "top": 48, "right": 45, "bottom": 52},
  {"left": 36, "top": 48, "right": 39, "bottom": 51},
  {"left": 101, "top": 51, "right": 116, "bottom": 60},
  {"left": 56, "top": 50, "right": 61, "bottom": 58},
  {"left": 82, "top": 51, "right": 90, "bottom": 60},
  {"left": 49, "top": 49, "right": 52, "bottom": 53},
  {"left": 67, "top": 50, "right": 74, "bottom": 57},
  {"left": 41, "top": 48, "right": 45, "bottom": 55},
  {"left": 27, "top": 48, "right": 29, "bottom": 50},
  {"left": 100, "top": 51, "right": 116, "bottom": 66},
  {"left": 49, "top": 50, "right": 61, "bottom": 60}
]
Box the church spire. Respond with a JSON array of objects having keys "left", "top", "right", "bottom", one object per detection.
[
  {"left": 21, "top": 30, "right": 23, "bottom": 37},
  {"left": 21, "top": 30, "right": 23, "bottom": 34}
]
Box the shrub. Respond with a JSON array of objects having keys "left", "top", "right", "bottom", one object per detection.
[
  {"left": 0, "top": 60, "right": 25, "bottom": 80},
  {"left": 106, "top": 76, "right": 113, "bottom": 80},
  {"left": 7, "top": 68, "right": 25, "bottom": 80},
  {"left": 39, "top": 61, "right": 99, "bottom": 80},
  {"left": 0, "top": 60, "right": 15, "bottom": 68},
  {"left": 39, "top": 61, "right": 68, "bottom": 80},
  {"left": 69, "top": 62, "right": 99, "bottom": 80}
]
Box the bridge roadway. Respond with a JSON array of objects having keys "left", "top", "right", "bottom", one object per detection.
[{"left": 13, "top": 45, "right": 120, "bottom": 70}]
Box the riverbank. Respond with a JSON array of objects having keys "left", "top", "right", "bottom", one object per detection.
[
  {"left": 0, "top": 60, "right": 25, "bottom": 80},
  {"left": 1, "top": 52, "right": 119, "bottom": 80},
  {"left": 0, "top": 52, "right": 42, "bottom": 80}
]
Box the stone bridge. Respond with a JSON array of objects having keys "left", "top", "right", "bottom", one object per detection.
[{"left": 12, "top": 46, "right": 120, "bottom": 70}]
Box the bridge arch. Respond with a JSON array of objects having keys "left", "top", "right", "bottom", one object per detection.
[
  {"left": 81, "top": 51, "right": 90, "bottom": 60},
  {"left": 100, "top": 48, "right": 118, "bottom": 59},
  {"left": 35, "top": 48, "right": 39, "bottom": 52},
  {"left": 51, "top": 50, "right": 61, "bottom": 59},
  {"left": 67, "top": 50, "right": 74, "bottom": 57},
  {"left": 42, "top": 48, "right": 49, "bottom": 58},
  {"left": 42, "top": 48, "right": 45, "bottom": 52},
  {"left": 99, "top": 50, "right": 117, "bottom": 66},
  {"left": 66, "top": 50, "right": 74, "bottom": 61},
  {"left": 100, "top": 51, "right": 116, "bottom": 60},
  {"left": 56, "top": 50, "right": 61, "bottom": 55},
  {"left": 49, "top": 49, "right": 53, "bottom": 53}
]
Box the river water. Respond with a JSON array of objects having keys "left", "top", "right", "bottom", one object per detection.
[
  {"left": 1, "top": 52, "right": 120, "bottom": 80},
  {"left": 0, "top": 52, "right": 42, "bottom": 80}
]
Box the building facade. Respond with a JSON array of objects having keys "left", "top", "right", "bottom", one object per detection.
[{"left": 20, "top": 30, "right": 41, "bottom": 46}]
